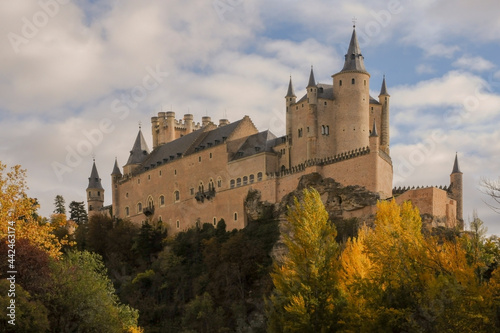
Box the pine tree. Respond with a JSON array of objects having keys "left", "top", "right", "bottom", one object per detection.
[
  {"left": 69, "top": 201, "right": 88, "bottom": 225},
  {"left": 267, "top": 188, "right": 344, "bottom": 333},
  {"left": 53, "top": 194, "right": 66, "bottom": 215}
]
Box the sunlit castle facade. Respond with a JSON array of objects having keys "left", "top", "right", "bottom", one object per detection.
[{"left": 86, "top": 27, "right": 463, "bottom": 231}]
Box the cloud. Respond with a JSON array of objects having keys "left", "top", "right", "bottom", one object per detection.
[
  {"left": 416, "top": 64, "right": 435, "bottom": 75},
  {"left": 453, "top": 55, "right": 496, "bottom": 72}
]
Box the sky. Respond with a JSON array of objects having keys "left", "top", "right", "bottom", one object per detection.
[{"left": 1, "top": 0, "right": 499, "bottom": 235}]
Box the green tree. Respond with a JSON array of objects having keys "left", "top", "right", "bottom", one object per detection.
[
  {"left": 53, "top": 194, "right": 66, "bottom": 215},
  {"left": 267, "top": 188, "right": 344, "bottom": 333},
  {"left": 69, "top": 200, "right": 88, "bottom": 225},
  {"left": 44, "top": 250, "right": 140, "bottom": 332}
]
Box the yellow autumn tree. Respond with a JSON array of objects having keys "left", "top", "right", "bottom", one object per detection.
[
  {"left": 0, "top": 162, "right": 67, "bottom": 258},
  {"left": 267, "top": 188, "right": 345, "bottom": 333}
]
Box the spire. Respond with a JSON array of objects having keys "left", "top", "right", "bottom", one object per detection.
[
  {"left": 379, "top": 75, "right": 390, "bottom": 96},
  {"left": 307, "top": 66, "right": 316, "bottom": 88},
  {"left": 285, "top": 76, "right": 296, "bottom": 97},
  {"left": 126, "top": 129, "right": 150, "bottom": 165},
  {"left": 87, "top": 160, "right": 104, "bottom": 190},
  {"left": 341, "top": 26, "right": 367, "bottom": 73},
  {"left": 451, "top": 153, "right": 462, "bottom": 174},
  {"left": 111, "top": 157, "right": 122, "bottom": 176},
  {"left": 370, "top": 119, "right": 379, "bottom": 137}
]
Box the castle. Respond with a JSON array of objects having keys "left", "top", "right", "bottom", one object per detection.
[{"left": 86, "top": 27, "right": 463, "bottom": 231}]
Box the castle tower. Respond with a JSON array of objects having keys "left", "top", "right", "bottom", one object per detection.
[
  {"left": 123, "top": 128, "right": 150, "bottom": 175},
  {"left": 111, "top": 157, "right": 122, "bottom": 218},
  {"left": 379, "top": 75, "right": 390, "bottom": 154},
  {"left": 332, "top": 25, "right": 370, "bottom": 155},
  {"left": 307, "top": 66, "right": 317, "bottom": 105},
  {"left": 285, "top": 76, "right": 296, "bottom": 143},
  {"left": 449, "top": 153, "right": 464, "bottom": 225},
  {"left": 86, "top": 159, "right": 104, "bottom": 217}
]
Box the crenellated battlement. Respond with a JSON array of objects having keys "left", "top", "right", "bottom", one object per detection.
[{"left": 392, "top": 185, "right": 449, "bottom": 195}]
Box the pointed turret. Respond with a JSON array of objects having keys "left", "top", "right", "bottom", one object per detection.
[
  {"left": 451, "top": 153, "right": 462, "bottom": 174},
  {"left": 370, "top": 119, "right": 379, "bottom": 137},
  {"left": 307, "top": 66, "right": 316, "bottom": 87},
  {"left": 379, "top": 75, "right": 389, "bottom": 96},
  {"left": 126, "top": 129, "right": 150, "bottom": 165},
  {"left": 111, "top": 158, "right": 122, "bottom": 176},
  {"left": 449, "top": 153, "right": 464, "bottom": 225},
  {"left": 341, "top": 26, "right": 367, "bottom": 73},
  {"left": 285, "top": 76, "right": 296, "bottom": 98},
  {"left": 87, "top": 160, "right": 104, "bottom": 190},
  {"left": 86, "top": 159, "right": 104, "bottom": 217}
]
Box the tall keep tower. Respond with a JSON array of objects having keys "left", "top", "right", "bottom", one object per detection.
[
  {"left": 86, "top": 159, "right": 104, "bottom": 217},
  {"left": 332, "top": 25, "right": 370, "bottom": 155}
]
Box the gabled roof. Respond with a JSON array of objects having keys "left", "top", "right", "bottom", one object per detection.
[
  {"left": 87, "top": 161, "right": 104, "bottom": 190},
  {"left": 340, "top": 27, "right": 367, "bottom": 73},
  {"left": 229, "top": 130, "right": 278, "bottom": 161},
  {"left": 126, "top": 130, "right": 150, "bottom": 165}
]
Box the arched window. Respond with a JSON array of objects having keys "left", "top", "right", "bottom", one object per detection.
[
  {"left": 147, "top": 196, "right": 154, "bottom": 209},
  {"left": 257, "top": 172, "right": 263, "bottom": 181},
  {"left": 339, "top": 80, "right": 342, "bottom": 86},
  {"left": 137, "top": 202, "right": 142, "bottom": 213},
  {"left": 198, "top": 181, "right": 204, "bottom": 193},
  {"left": 174, "top": 190, "right": 180, "bottom": 202},
  {"left": 217, "top": 177, "right": 222, "bottom": 188},
  {"left": 243, "top": 176, "right": 248, "bottom": 185},
  {"left": 209, "top": 179, "right": 215, "bottom": 191},
  {"left": 321, "top": 125, "right": 325, "bottom": 135},
  {"left": 125, "top": 206, "right": 129, "bottom": 216},
  {"left": 325, "top": 125, "right": 329, "bottom": 135},
  {"left": 281, "top": 165, "right": 286, "bottom": 172},
  {"left": 176, "top": 220, "right": 180, "bottom": 229},
  {"left": 159, "top": 195, "right": 165, "bottom": 206},
  {"left": 249, "top": 174, "right": 254, "bottom": 183},
  {"left": 234, "top": 212, "right": 238, "bottom": 221},
  {"left": 352, "top": 78, "right": 355, "bottom": 84},
  {"left": 89, "top": 205, "right": 93, "bottom": 211},
  {"left": 236, "top": 178, "right": 242, "bottom": 187},
  {"left": 213, "top": 217, "right": 217, "bottom": 226},
  {"left": 158, "top": 216, "right": 162, "bottom": 222},
  {"left": 230, "top": 179, "right": 235, "bottom": 188}
]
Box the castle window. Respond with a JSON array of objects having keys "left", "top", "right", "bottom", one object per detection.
[
  {"left": 325, "top": 126, "right": 329, "bottom": 135},
  {"left": 281, "top": 165, "right": 286, "bottom": 172},
  {"left": 321, "top": 125, "right": 325, "bottom": 135},
  {"left": 158, "top": 216, "right": 162, "bottom": 222},
  {"left": 213, "top": 217, "right": 217, "bottom": 226},
  {"left": 190, "top": 188, "right": 194, "bottom": 195},
  {"left": 352, "top": 78, "right": 355, "bottom": 84},
  {"left": 126, "top": 192, "right": 129, "bottom": 198},
  {"left": 148, "top": 175, "right": 150, "bottom": 180},
  {"left": 199, "top": 182, "right": 204, "bottom": 193},
  {"left": 237, "top": 178, "right": 242, "bottom": 187},
  {"left": 159, "top": 195, "right": 165, "bottom": 206},
  {"left": 339, "top": 80, "right": 342, "bottom": 86},
  {"left": 324, "top": 101, "right": 327, "bottom": 106},
  {"left": 176, "top": 220, "right": 180, "bottom": 229},
  {"left": 217, "top": 178, "right": 222, "bottom": 188},
  {"left": 243, "top": 176, "right": 248, "bottom": 185},
  {"left": 137, "top": 178, "right": 140, "bottom": 184},
  {"left": 364, "top": 80, "right": 366, "bottom": 86},
  {"left": 147, "top": 196, "right": 154, "bottom": 209},
  {"left": 257, "top": 172, "right": 263, "bottom": 181},
  {"left": 209, "top": 179, "right": 215, "bottom": 191},
  {"left": 234, "top": 212, "right": 238, "bottom": 221},
  {"left": 298, "top": 128, "right": 303, "bottom": 138},
  {"left": 230, "top": 179, "right": 235, "bottom": 188},
  {"left": 97, "top": 191, "right": 100, "bottom": 196},
  {"left": 125, "top": 207, "right": 129, "bottom": 217},
  {"left": 159, "top": 170, "right": 162, "bottom": 176},
  {"left": 174, "top": 190, "right": 180, "bottom": 202},
  {"left": 137, "top": 202, "right": 142, "bottom": 213},
  {"left": 307, "top": 127, "right": 310, "bottom": 133},
  {"left": 210, "top": 153, "right": 213, "bottom": 159},
  {"left": 89, "top": 205, "right": 93, "bottom": 211},
  {"left": 249, "top": 174, "right": 254, "bottom": 183},
  {"left": 199, "top": 156, "right": 201, "bottom": 162},
  {"left": 174, "top": 169, "right": 177, "bottom": 175},
  {"left": 296, "top": 106, "right": 298, "bottom": 110}
]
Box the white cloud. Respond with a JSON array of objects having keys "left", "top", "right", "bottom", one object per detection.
[
  {"left": 416, "top": 64, "right": 435, "bottom": 75},
  {"left": 453, "top": 55, "right": 496, "bottom": 72}
]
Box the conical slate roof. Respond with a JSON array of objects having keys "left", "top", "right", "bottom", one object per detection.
[
  {"left": 87, "top": 160, "right": 104, "bottom": 190},
  {"left": 111, "top": 158, "right": 122, "bottom": 176},
  {"left": 451, "top": 153, "right": 462, "bottom": 174},
  {"left": 341, "top": 27, "right": 367, "bottom": 73},
  {"left": 370, "top": 119, "right": 379, "bottom": 137},
  {"left": 126, "top": 130, "right": 150, "bottom": 165},
  {"left": 379, "top": 75, "right": 389, "bottom": 96},
  {"left": 307, "top": 66, "right": 316, "bottom": 87},
  {"left": 285, "top": 76, "right": 296, "bottom": 97}
]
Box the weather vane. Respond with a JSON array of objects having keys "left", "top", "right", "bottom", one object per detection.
[
  {"left": 138, "top": 121, "right": 142, "bottom": 130},
  {"left": 352, "top": 16, "right": 357, "bottom": 28}
]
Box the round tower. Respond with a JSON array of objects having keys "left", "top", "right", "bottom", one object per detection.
[
  {"left": 166, "top": 111, "right": 176, "bottom": 142},
  {"left": 87, "top": 159, "right": 104, "bottom": 217},
  {"left": 285, "top": 76, "right": 296, "bottom": 143},
  {"left": 184, "top": 114, "right": 194, "bottom": 133},
  {"left": 378, "top": 75, "right": 390, "bottom": 154},
  {"left": 332, "top": 26, "right": 370, "bottom": 155},
  {"left": 449, "top": 153, "right": 464, "bottom": 225},
  {"left": 111, "top": 157, "right": 122, "bottom": 218}
]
